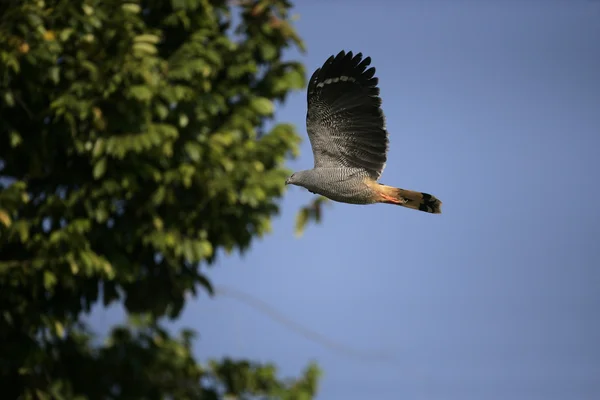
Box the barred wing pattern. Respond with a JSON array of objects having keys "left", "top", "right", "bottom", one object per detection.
[{"left": 306, "top": 51, "right": 389, "bottom": 179}]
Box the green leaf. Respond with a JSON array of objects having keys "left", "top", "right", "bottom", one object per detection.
[
  {"left": 127, "top": 85, "right": 153, "bottom": 102},
  {"left": 184, "top": 142, "right": 202, "bottom": 162},
  {"left": 48, "top": 67, "right": 60, "bottom": 84},
  {"left": 82, "top": 4, "right": 94, "bottom": 15},
  {"left": 93, "top": 158, "right": 107, "bottom": 179},
  {"left": 178, "top": 113, "right": 189, "bottom": 128},
  {"left": 155, "top": 103, "right": 169, "bottom": 119},
  {"left": 250, "top": 97, "right": 274, "bottom": 115},
  {"left": 10, "top": 131, "right": 22, "bottom": 147},
  {"left": 0, "top": 210, "right": 11, "bottom": 227},
  {"left": 285, "top": 68, "right": 305, "bottom": 90},
  {"left": 294, "top": 208, "right": 309, "bottom": 238},
  {"left": 295, "top": 196, "right": 330, "bottom": 237},
  {"left": 14, "top": 221, "right": 29, "bottom": 242},
  {"left": 95, "top": 208, "right": 108, "bottom": 223},
  {"left": 44, "top": 271, "right": 57, "bottom": 290},
  {"left": 134, "top": 34, "right": 161, "bottom": 44},
  {"left": 3, "top": 91, "right": 15, "bottom": 107},
  {"left": 261, "top": 44, "right": 277, "bottom": 61},
  {"left": 132, "top": 42, "right": 158, "bottom": 56},
  {"left": 54, "top": 321, "right": 65, "bottom": 337},
  {"left": 121, "top": 3, "right": 141, "bottom": 13}
]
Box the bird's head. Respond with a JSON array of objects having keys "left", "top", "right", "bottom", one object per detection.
[
  {"left": 285, "top": 173, "right": 296, "bottom": 185},
  {"left": 285, "top": 171, "right": 309, "bottom": 187}
]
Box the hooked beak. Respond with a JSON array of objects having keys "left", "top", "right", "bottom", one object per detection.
[{"left": 285, "top": 177, "right": 290, "bottom": 185}]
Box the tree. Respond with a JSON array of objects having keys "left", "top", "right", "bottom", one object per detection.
[{"left": 0, "top": 0, "right": 321, "bottom": 398}]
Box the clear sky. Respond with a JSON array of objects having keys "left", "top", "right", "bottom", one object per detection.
[{"left": 90, "top": 1, "right": 600, "bottom": 399}]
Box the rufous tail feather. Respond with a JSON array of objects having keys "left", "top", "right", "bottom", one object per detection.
[{"left": 377, "top": 184, "right": 442, "bottom": 214}]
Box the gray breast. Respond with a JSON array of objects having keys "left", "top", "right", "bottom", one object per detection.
[{"left": 303, "top": 168, "right": 377, "bottom": 205}]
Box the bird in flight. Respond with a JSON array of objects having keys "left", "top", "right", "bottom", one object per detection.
[{"left": 286, "top": 50, "right": 442, "bottom": 214}]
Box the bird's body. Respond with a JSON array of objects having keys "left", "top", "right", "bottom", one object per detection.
[
  {"left": 291, "top": 168, "right": 375, "bottom": 204},
  {"left": 286, "top": 50, "right": 442, "bottom": 214}
]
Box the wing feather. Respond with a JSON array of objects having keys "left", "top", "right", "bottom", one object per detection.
[{"left": 306, "top": 51, "right": 389, "bottom": 179}]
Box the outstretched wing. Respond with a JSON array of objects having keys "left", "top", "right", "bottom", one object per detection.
[{"left": 306, "top": 50, "right": 389, "bottom": 179}]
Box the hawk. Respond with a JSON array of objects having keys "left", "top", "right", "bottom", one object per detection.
[{"left": 285, "top": 50, "right": 442, "bottom": 214}]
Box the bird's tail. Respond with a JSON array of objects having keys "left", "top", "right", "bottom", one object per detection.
[{"left": 377, "top": 184, "right": 442, "bottom": 214}]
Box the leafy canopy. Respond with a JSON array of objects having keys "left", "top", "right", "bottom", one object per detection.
[{"left": 0, "top": 0, "right": 321, "bottom": 398}]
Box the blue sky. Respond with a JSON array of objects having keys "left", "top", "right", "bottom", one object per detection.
[{"left": 91, "top": 1, "right": 600, "bottom": 399}]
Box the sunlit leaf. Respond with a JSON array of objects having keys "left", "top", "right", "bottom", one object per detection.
[
  {"left": 250, "top": 97, "right": 275, "bottom": 115},
  {"left": 93, "top": 158, "right": 107, "bottom": 179},
  {"left": 0, "top": 210, "right": 11, "bottom": 227}
]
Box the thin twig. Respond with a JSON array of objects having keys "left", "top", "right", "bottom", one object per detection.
[{"left": 214, "top": 285, "right": 402, "bottom": 364}]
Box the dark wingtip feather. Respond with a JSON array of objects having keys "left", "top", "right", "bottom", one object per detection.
[{"left": 308, "top": 50, "right": 378, "bottom": 96}]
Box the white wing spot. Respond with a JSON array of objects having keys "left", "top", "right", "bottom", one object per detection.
[{"left": 316, "top": 76, "right": 356, "bottom": 88}]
